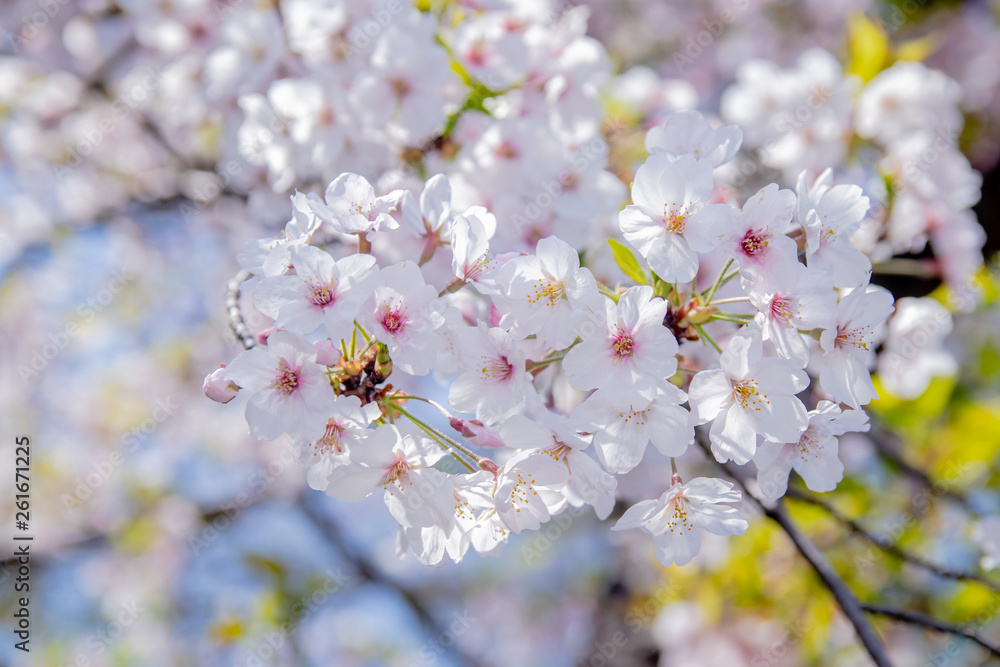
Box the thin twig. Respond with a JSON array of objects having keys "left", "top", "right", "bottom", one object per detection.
[
  {"left": 867, "top": 424, "right": 972, "bottom": 510},
  {"left": 785, "top": 488, "right": 1000, "bottom": 592},
  {"left": 695, "top": 433, "right": 894, "bottom": 667},
  {"left": 862, "top": 603, "right": 1000, "bottom": 658}
]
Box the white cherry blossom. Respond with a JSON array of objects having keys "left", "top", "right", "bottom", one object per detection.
[
  {"left": 688, "top": 326, "right": 809, "bottom": 465},
  {"left": 612, "top": 477, "right": 748, "bottom": 568},
  {"left": 755, "top": 401, "right": 870, "bottom": 501}
]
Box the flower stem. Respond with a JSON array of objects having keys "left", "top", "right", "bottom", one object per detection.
[
  {"left": 710, "top": 313, "right": 754, "bottom": 324},
  {"left": 354, "top": 320, "right": 371, "bottom": 344},
  {"left": 388, "top": 401, "right": 481, "bottom": 470},
  {"left": 703, "top": 258, "right": 734, "bottom": 304},
  {"left": 692, "top": 322, "right": 722, "bottom": 353},
  {"left": 709, "top": 296, "right": 750, "bottom": 306}
]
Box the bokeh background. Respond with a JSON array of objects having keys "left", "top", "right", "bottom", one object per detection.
[{"left": 2, "top": 0, "right": 1000, "bottom": 666}]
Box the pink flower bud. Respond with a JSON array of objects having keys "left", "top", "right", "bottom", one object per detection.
[
  {"left": 450, "top": 418, "right": 506, "bottom": 448},
  {"left": 203, "top": 366, "right": 239, "bottom": 404},
  {"left": 313, "top": 338, "right": 340, "bottom": 366},
  {"left": 478, "top": 459, "right": 500, "bottom": 477}
]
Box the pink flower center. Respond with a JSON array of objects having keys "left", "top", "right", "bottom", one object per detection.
[
  {"left": 618, "top": 406, "right": 649, "bottom": 426},
  {"left": 316, "top": 419, "right": 345, "bottom": 454},
  {"left": 307, "top": 281, "right": 336, "bottom": 307},
  {"left": 480, "top": 355, "right": 514, "bottom": 383},
  {"left": 741, "top": 228, "right": 770, "bottom": 257},
  {"left": 769, "top": 294, "right": 793, "bottom": 323},
  {"left": 611, "top": 327, "right": 635, "bottom": 361},
  {"left": 389, "top": 77, "right": 411, "bottom": 99},
  {"left": 383, "top": 456, "right": 410, "bottom": 485},
  {"left": 797, "top": 428, "right": 819, "bottom": 460},
  {"left": 351, "top": 202, "right": 379, "bottom": 222},
  {"left": 380, "top": 305, "right": 406, "bottom": 334},
  {"left": 270, "top": 358, "right": 300, "bottom": 396}
]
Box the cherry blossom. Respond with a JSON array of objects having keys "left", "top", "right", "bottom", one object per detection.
[
  {"left": 496, "top": 235, "right": 601, "bottom": 350},
  {"left": 252, "top": 246, "right": 379, "bottom": 339},
  {"left": 754, "top": 401, "right": 870, "bottom": 501},
  {"left": 688, "top": 326, "right": 809, "bottom": 465},
  {"left": 813, "top": 287, "right": 895, "bottom": 409},
  {"left": 645, "top": 110, "right": 742, "bottom": 167},
  {"left": 224, "top": 330, "right": 335, "bottom": 441},
  {"left": 309, "top": 172, "right": 405, "bottom": 240},
  {"left": 612, "top": 477, "right": 749, "bottom": 567},
  {"left": 562, "top": 285, "right": 679, "bottom": 410},
  {"left": 358, "top": 260, "right": 446, "bottom": 376},
  {"left": 618, "top": 154, "right": 730, "bottom": 283}
]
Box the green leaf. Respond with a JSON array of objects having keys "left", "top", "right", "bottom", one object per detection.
[
  {"left": 607, "top": 238, "right": 648, "bottom": 285},
  {"left": 846, "top": 13, "right": 890, "bottom": 82}
]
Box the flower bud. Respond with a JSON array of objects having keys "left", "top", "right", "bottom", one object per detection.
[
  {"left": 203, "top": 366, "right": 239, "bottom": 404},
  {"left": 373, "top": 343, "right": 392, "bottom": 381},
  {"left": 256, "top": 327, "right": 274, "bottom": 345},
  {"left": 450, "top": 418, "right": 506, "bottom": 448},
  {"left": 478, "top": 459, "right": 500, "bottom": 477},
  {"left": 684, "top": 305, "right": 714, "bottom": 325}
]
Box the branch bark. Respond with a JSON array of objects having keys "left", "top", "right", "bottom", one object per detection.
[
  {"left": 695, "top": 432, "right": 894, "bottom": 667},
  {"left": 862, "top": 603, "right": 1000, "bottom": 658},
  {"left": 784, "top": 488, "right": 1000, "bottom": 593}
]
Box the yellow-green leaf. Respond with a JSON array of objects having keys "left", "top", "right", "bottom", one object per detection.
[
  {"left": 846, "top": 13, "right": 890, "bottom": 82},
  {"left": 607, "top": 238, "right": 648, "bottom": 286},
  {"left": 894, "top": 33, "right": 938, "bottom": 62}
]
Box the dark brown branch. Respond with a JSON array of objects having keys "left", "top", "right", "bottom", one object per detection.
[
  {"left": 862, "top": 603, "right": 1000, "bottom": 658},
  {"left": 695, "top": 432, "right": 894, "bottom": 667},
  {"left": 785, "top": 488, "right": 1000, "bottom": 593}
]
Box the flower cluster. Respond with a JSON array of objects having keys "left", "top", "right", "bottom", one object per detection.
[
  {"left": 722, "top": 49, "right": 985, "bottom": 294},
  {"left": 206, "top": 102, "right": 916, "bottom": 566}
]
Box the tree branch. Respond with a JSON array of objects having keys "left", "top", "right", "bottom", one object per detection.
[
  {"left": 867, "top": 424, "right": 972, "bottom": 510},
  {"left": 296, "top": 492, "right": 488, "bottom": 667},
  {"left": 695, "top": 432, "right": 894, "bottom": 667},
  {"left": 861, "top": 603, "right": 1000, "bottom": 658},
  {"left": 784, "top": 488, "right": 1000, "bottom": 593}
]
